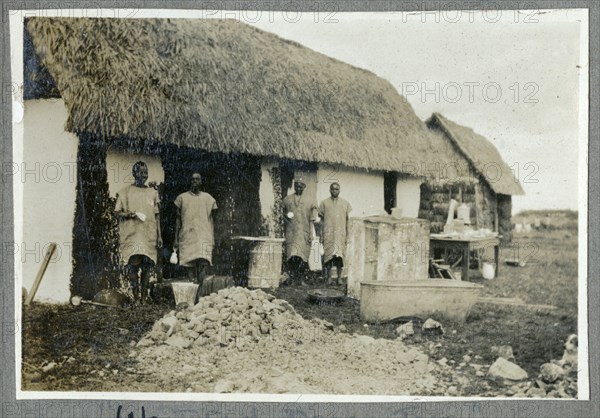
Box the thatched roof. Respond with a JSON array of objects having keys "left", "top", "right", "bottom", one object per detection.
[
  {"left": 426, "top": 113, "right": 525, "bottom": 195},
  {"left": 25, "top": 17, "right": 449, "bottom": 174}
]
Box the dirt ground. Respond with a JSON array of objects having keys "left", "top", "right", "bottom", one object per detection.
[
  {"left": 20, "top": 287, "right": 574, "bottom": 397},
  {"left": 21, "top": 285, "right": 449, "bottom": 395}
]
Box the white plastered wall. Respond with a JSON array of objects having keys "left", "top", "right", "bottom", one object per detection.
[
  {"left": 21, "top": 99, "right": 78, "bottom": 303},
  {"left": 395, "top": 174, "right": 423, "bottom": 218},
  {"left": 316, "top": 163, "right": 385, "bottom": 217}
]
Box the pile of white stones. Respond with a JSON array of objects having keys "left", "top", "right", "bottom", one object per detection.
[{"left": 136, "top": 287, "right": 337, "bottom": 352}]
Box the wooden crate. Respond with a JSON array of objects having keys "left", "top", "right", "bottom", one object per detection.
[{"left": 346, "top": 216, "right": 430, "bottom": 300}]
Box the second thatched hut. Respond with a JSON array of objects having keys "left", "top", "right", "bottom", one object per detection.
[{"left": 420, "top": 113, "right": 525, "bottom": 243}]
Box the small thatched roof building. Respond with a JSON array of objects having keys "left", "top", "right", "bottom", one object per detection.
[
  {"left": 421, "top": 113, "right": 525, "bottom": 242},
  {"left": 22, "top": 17, "right": 449, "bottom": 301}
]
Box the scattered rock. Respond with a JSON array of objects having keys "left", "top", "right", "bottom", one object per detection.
[
  {"left": 475, "top": 371, "right": 485, "bottom": 377},
  {"left": 535, "top": 379, "right": 547, "bottom": 391},
  {"left": 491, "top": 345, "right": 515, "bottom": 361},
  {"left": 540, "top": 363, "right": 564, "bottom": 384},
  {"left": 525, "top": 386, "right": 546, "bottom": 397},
  {"left": 437, "top": 357, "right": 448, "bottom": 366},
  {"left": 487, "top": 357, "right": 528, "bottom": 385},
  {"left": 214, "top": 380, "right": 235, "bottom": 393},
  {"left": 42, "top": 362, "right": 57, "bottom": 373},
  {"left": 322, "top": 321, "right": 334, "bottom": 330},
  {"left": 422, "top": 318, "right": 444, "bottom": 335}
]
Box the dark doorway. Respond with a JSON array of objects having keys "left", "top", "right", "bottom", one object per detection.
[
  {"left": 161, "top": 146, "right": 262, "bottom": 280},
  {"left": 279, "top": 159, "right": 318, "bottom": 201},
  {"left": 384, "top": 171, "right": 397, "bottom": 214}
]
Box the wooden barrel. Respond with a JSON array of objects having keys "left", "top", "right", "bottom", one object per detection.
[{"left": 247, "top": 240, "right": 284, "bottom": 289}]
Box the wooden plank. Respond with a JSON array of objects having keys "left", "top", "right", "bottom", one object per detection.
[
  {"left": 24, "top": 242, "right": 57, "bottom": 306},
  {"left": 477, "top": 296, "right": 523, "bottom": 304},
  {"left": 80, "top": 300, "right": 113, "bottom": 307},
  {"left": 475, "top": 296, "right": 557, "bottom": 310}
]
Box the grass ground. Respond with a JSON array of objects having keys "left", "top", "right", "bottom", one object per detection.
[{"left": 21, "top": 225, "right": 578, "bottom": 394}]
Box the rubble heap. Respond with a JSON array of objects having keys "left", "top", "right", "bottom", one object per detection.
[
  {"left": 131, "top": 287, "right": 444, "bottom": 394},
  {"left": 136, "top": 287, "right": 340, "bottom": 351}
]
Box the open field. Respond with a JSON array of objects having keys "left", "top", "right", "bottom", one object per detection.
[{"left": 21, "top": 223, "right": 578, "bottom": 396}]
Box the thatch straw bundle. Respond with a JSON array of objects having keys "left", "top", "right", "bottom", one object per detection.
[{"left": 26, "top": 17, "right": 455, "bottom": 174}]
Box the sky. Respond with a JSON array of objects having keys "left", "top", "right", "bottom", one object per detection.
[{"left": 244, "top": 9, "right": 587, "bottom": 213}]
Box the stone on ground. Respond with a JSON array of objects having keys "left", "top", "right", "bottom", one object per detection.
[{"left": 487, "top": 357, "right": 528, "bottom": 385}]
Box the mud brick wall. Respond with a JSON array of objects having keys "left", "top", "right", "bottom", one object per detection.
[
  {"left": 497, "top": 194, "right": 513, "bottom": 245},
  {"left": 418, "top": 181, "right": 478, "bottom": 233},
  {"left": 475, "top": 180, "right": 497, "bottom": 231}
]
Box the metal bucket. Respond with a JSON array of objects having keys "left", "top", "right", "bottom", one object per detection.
[
  {"left": 481, "top": 262, "right": 495, "bottom": 280},
  {"left": 171, "top": 282, "right": 199, "bottom": 306}
]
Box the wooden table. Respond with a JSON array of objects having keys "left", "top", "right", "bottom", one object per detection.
[{"left": 429, "top": 234, "right": 500, "bottom": 282}]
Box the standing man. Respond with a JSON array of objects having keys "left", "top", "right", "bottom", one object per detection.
[
  {"left": 174, "top": 173, "right": 218, "bottom": 286},
  {"left": 282, "top": 177, "right": 318, "bottom": 286},
  {"left": 114, "top": 161, "right": 162, "bottom": 304},
  {"left": 319, "top": 182, "right": 352, "bottom": 285}
]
